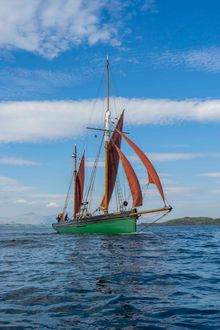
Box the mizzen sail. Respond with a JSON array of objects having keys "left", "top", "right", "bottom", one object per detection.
[
  {"left": 74, "top": 152, "right": 85, "bottom": 217},
  {"left": 116, "top": 129, "right": 165, "bottom": 203}
]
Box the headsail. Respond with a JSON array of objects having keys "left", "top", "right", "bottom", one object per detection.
[
  {"left": 101, "top": 111, "right": 124, "bottom": 208},
  {"left": 116, "top": 129, "right": 165, "bottom": 203},
  {"left": 114, "top": 143, "right": 143, "bottom": 207},
  {"left": 74, "top": 152, "right": 85, "bottom": 217}
]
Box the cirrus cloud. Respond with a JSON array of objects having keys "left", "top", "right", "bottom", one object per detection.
[
  {"left": 0, "top": 157, "right": 39, "bottom": 165},
  {"left": 200, "top": 172, "right": 220, "bottom": 178},
  {"left": 157, "top": 48, "right": 220, "bottom": 73}
]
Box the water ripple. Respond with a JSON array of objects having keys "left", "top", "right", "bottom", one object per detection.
[{"left": 0, "top": 224, "right": 220, "bottom": 329}]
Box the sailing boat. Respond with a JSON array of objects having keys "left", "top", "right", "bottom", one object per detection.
[{"left": 52, "top": 59, "right": 172, "bottom": 234}]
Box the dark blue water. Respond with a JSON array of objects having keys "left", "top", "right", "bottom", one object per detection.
[{"left": 0, "top": 225, "right": 220, "bottom": 329}]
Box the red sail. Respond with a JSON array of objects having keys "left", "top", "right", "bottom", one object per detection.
[
  {"left": 100, "top": 111, "right": 124, "bottom": 208},
  {"left": 74, "top": 152, "right": 85, "bottom": 217},
  {"left": 114, "top": 144, "right": 143, "bottom": 207},
  {"left": 116, "top": 129, "right": 165, "bottom": 203}
]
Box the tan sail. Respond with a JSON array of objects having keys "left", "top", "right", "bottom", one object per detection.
[
  {"left": 116, "top": 129, "right": 165, "bottom": 203},
  {"left": 114, "top": 143, "right": 143, "bottom": 207},
  {"left": 74, "top": 152, "right": 85, "bottom": 218},
  {"left": 101, "top": 111, "right": 124, "bottom": 209}
]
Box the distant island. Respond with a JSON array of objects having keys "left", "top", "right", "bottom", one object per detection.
[
  {"left": 154, "top": 217, "right": 220, "bottom": 226},
  {"left": 1, "top": 215, "right": 220, "bottom": 226}
]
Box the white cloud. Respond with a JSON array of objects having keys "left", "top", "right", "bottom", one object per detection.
[
  {"left": 165, "top": 186, "right": 195, "bottom": 194},
  {"left": 0, "top": 175, "right": 34, "bottom": 195},
  {"left": 200, "top": 172, "right": 220, "bottom": 178},
  {"left": 0, "top": 157, "right": 38, "bottom": 165},
  {"left": 142, "top": 0, "right": 158, "bottom": 13},
  {"left": 0, "top": 176, "right": 17, "bottom": 185},
  {"left": 15, "top": 199, "right": 36, "bottom": 205},
  {"left": 158, "top": 48, "right": 220, "bottom": 73},
  {"left": 0, "top": 100, "right": 102, "bottom": 142},
  {"left": 1, "top": 98, "right": 220, "bottom": 143},
  {"left": 149, "top": 153, "right": 220, "bottom": 162},
  {"left": 86, "top": 159, "right": 105, "bottom": 168},
  {"left": 128, "top": 152, "right": 204, "bottom": 163},
  {"left": 0, "top": 175, "right": 65, "bottom": 218},
  {"left": 46, "top": 202, "right": 59, "bottom": 208},
  {"left": 0, "top": 0, "right": 121, "bottom": 59},
  {"left": 0, "top": 67, "right": 78, "bottom": 99},
  {"left": 149, "top": 153, "right": 202, "bottom": 162}
]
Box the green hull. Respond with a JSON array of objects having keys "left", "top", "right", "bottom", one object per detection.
[{"left": 52, "top": 214, "right": 137, "bottom": 235}]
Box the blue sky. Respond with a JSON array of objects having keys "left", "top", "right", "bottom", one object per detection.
[{"left": 0, "top": 0, "right": 220, "bottom": 222}]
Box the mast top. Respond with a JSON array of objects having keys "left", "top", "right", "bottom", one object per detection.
[{"left": 105, "top": 55, "right": 110, "bottom": 142}]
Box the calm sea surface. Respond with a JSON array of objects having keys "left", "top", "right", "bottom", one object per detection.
[{"left": 0, "top": 224, "right": 220, "bottom": 329}]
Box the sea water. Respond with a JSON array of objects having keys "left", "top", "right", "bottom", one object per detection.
[{"left": 0, "top": 224, "right": 220, "bottom": 329}]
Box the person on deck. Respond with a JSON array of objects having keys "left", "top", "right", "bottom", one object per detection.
[{"left": 56, "top": 213, "right": 64, "bottom": 222}]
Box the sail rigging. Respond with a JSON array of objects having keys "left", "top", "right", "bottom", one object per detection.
[
  {"left": 101, "top": 110, "right": 124, "bottom": 209},
  {"left": 74, "top": 152, "right": 85, "bottom": 218},
  {"left": 114, "top": 143, "right": 143, "bottom": 207},
  {"left": 116, "top": 129, "right": 165, "bottom": 203},
  {"left": 53, "top": 58, "right": 172, "bottom": 235}
]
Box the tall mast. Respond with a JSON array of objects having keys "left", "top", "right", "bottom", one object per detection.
[
  {"left": 104, "top": 57, "right": 110, "bottom": 214},
  {"left": 73, "top": 144, "right": 77, "bottom": 218}
]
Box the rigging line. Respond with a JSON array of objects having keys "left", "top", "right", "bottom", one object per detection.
[
  {"left": 137, "top": 210, "right": 171, "bottom": 233},
  {"left": 114, "top": 184, "right": 119, "bottom": 212},
  {"left": 85, "top": 66, "right": 105, "bottom": 133},
  {"left": 142, "top": 183, "right": 149, "bottom": 199},
  {"left": 109, "top": 65, "right": 123, "bottom": 117},
  {"left": 109, "top": 120, "right": 124, "bottom": 209},
  {"left": 88, "top": 173, "right": 95, "bottom": 212},
  {"left": 109, "top": 64, "right": 137, "bottom": 140},
  {"left": 125, "top": 180, "right": 133, "bottom": 207},
  {"left": 138, "top": 182, "right": 149, "bottom": 206},
  {"left": 85, "top": 147, "right": 101, "bottom": 205},
  {"left": 115, "top": 176, "right": 124, "bottom": 210},
  {"left": 83, "top": 66, "right": 105, "bottom": 170},
  {"left": 84, "top": 133, "right": 104, "bottom": 205},
  {"left": 86, "top": 134, "right": 103, "bottom": 210},
  {"left": 62, "top": 165, "right": 74, "bottom": 215},
  {"left": 122, "top": 161, "right": 128, "bottom": 201},
  {"left": 138, "top": 224, "right": 164, "bottom": 241}
]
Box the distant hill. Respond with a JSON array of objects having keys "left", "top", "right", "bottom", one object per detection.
[{"left": 159, "top": 217, "right": 220, "bottom": 226}]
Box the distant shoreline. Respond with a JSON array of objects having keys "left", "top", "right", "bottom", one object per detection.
[
  {"left": 1, "top": 216, "right": 220, "bottom": 227},
  {"left": 151, "top": 217, "right": 220, "bottom": 226}
]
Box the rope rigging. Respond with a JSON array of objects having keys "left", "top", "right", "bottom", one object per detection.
[
  {"left": 62, "top": 164, "right": 74, "bottom": 216},
  {"left": 61, "top": 60, "right": 171, "bottom": 222},
  {"left": 84, "top": 133, "right": 104, "bottom": 212},
  {"left": 137, "top": 208, "right": 172, "bottom": 232}
]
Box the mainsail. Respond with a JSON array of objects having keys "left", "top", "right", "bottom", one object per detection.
[
  {"left": 101, "top": 111, "right": 124, "bottom": 208},
  {"left": 114, "top": 144, "right": 143, "bottom": 207},
  {"left": 116, "top": 129, "right": 165, "bottom": 203},
  {"left": 74, "top": 152, "right": 85, "bottom": 217}
]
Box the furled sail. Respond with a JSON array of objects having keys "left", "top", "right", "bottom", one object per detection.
[
  {"left": 100, "top": 111, "right": 124, "bottom": 208},
  {"left": 74, "top": 152, "right": 85, "bottom": 217},
  {"left": 116, "top": 129, "right": 165, "bottom": 203},
  {"left": 114, "top": 144, "right": 143, "bottom": 207}
]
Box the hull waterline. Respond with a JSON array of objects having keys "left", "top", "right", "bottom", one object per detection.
[{"left": 52, "top": 213, "right": 137, "bottom": 235}]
